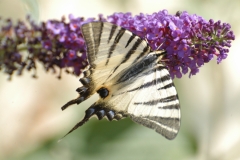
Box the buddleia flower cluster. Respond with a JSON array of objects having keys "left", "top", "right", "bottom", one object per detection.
[
  {"left": 107, "top": 10, "right": 235, "bottom": 78},
  {"left": 0, "top": 10, "right": 235, "bottom": 80}
]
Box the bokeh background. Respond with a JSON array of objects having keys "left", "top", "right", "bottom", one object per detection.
[{"left": 0, "top": 0, "right": 239, "bottom": 160}]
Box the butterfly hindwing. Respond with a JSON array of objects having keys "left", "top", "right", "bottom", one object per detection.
[
  {"left": 101, "top": 57, "right": 180, "bottom": 139},
  {"left": 127, "top": 65, "right": 180, "bottom": 140},
  {"left": 61, "top": 22, "right": 181, "bottom": 140}
]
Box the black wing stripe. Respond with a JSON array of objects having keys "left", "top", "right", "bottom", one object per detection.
[
  {"left": 81, "top": 22, "right": 104, "bottom": 68},
  {"left": 126, "top": 75, "right": 171, "bottom": 93},
  {"left": 125, "top": 34, "right": 135, "bottom": 48},
  {"left": 95, "top": 22, "right": 103, "bottom": 54},
  {"left": 133, "top": 95, "right": 178, "bottom": 105},
  {"left": 121, "top": 38, "right": 143, "bottom": 64},
  {"left": 133, "top": 45, "right": 151, "bottom": 64},
  {"left": 159, "top": 104, "right": 180, "bottom": 109},
  {"left": 105, "top": 28, "right": 125, "bottom": 65},
  {"left": 146, "top": 116, "right": 180, "bottom": 127},
  {"left": 161, "top": 95, "right": 178, "bottom": 102},
  {"left": 108, "top": 24, "right": 117, "bottom": 43},
  {"left": 158, "top": 83, "right": 174, "bottom": 90},
  {"left": 111, "top": 38, "right": 143, "bottom": 75}
]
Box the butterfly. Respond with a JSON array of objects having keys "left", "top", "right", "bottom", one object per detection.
[{"left": 61, "top": 22, "right": 180, "bottom": 140}]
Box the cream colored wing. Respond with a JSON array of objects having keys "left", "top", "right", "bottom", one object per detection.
[
  {"left": 61, "top": 22, "right": 180, "bottom": 140},
  {"left": 81, "top": 22, "right": 151, "bottom": 89},
  {"left": 61, "top": 22, "right": 151, "bottom": 110}
]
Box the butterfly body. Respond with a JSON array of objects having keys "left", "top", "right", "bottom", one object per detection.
[{"left": 62, "top": 22, "right": 180, "bottom": 140}]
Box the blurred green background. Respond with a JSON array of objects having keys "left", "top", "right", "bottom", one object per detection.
[{"left": 0, "top": 0, "right": 239, "bottom": 160}]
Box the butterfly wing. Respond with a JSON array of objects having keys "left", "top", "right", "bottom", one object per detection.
[
  {"left": 127, "top": 65, "right": 180, "bottom": 140},
  {"left": 82, "top": 22, "right": 151, "bottom": 89},
  {"left": 102, "top": 59, "right": 180, "bottom": 140},
  {"left": 61, "top": 22, "right": 180, "bottom": 140},
  {"left": 61, "top": 22, "right": 151, "bottom": 110}
]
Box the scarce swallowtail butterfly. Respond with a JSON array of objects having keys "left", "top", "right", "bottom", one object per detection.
[{"left": 61, "top": 22, "right": 180, "bottom": 140}]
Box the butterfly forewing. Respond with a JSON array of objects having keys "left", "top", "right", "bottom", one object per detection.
[
  {"left": 62, "top": 22, "right": 181, "bottom": 140},
  {"left": 81, "top": 22, "right": 151, "bottom": 86}
]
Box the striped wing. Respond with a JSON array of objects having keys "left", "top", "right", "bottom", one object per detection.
[
  {"left": 127, "top": 65, "right": 180, "bottom": 140},
  {"left": 61, "top": 22, "right": 180, "bottom": 140},
  {"left": 81, "top": 22, "right": 151, "bottom": 91},
  {"left": 102, "top": 59, "right": 180, "bottom": 139}
]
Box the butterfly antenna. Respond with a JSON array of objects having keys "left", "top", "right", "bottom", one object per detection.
[
  {"left": 156, "top": 38, "right": 167, "bottom": 51},
  {"left": 144, "top": 37, "right": 166, "bottom": 51},
  {"left": 144, "top": 37, "right": 150, "bottom": 46}
]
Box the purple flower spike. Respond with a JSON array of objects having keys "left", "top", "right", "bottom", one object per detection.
[
  {"left": 0, "top": 10, "right": 235, "bottom": 79},
  {"left": 107, "top": 10, "right": 235, "bottom": 78},
  {"left": 0, "top": 15, "right": 94, "bottom": 79}
]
